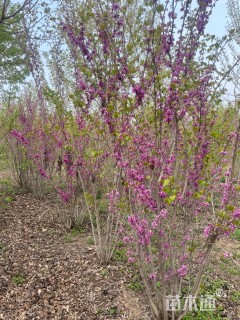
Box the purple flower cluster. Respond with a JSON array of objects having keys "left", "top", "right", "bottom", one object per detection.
[
  {"left": 128, "top": 215, "right": 153, "bottom": 246},
  {"left": 132, "top": 85, "right": 145, "bottom": 106},
  {"left": 57, "top": 189, "right": 72, "bottom": 203},
  {"left": 10, "top": 129, "right": 28, "bottom": 145}
]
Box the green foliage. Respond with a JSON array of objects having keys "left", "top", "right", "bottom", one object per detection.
[
  {"left": 0, "top": 243, "right": 7, "bottom": 253},
  {"left": 232, "top": 252, "right": 240, "bottom": 259},
  {"left": 200, "top": 277, "right": 227, "bottom": 295},
  {"left": 12, "top": 274, "right": 25, "bottom": 286},
  {"left": 0, "top": 178, "right": 15, "bottom": 207},
  {"left": 229, "top": 290, "right": 240, "bottom": 303},
  {"left": 43, "top": 87, "right": 65, "bottom": 115},
  {"left": 96, "top": 306, "right": 119, "bottom": 316},
  {"left": 100, "top": 269, "right": 108, "bottom": 277},
  {"left": 227, "top": 267, "right": 240, "bottom": 276},
  {"left": 183, "top": 310, "right": 223, "bottom": 320},
  {"left": 0, "top": 155, "right": 9, "bottom": 171},
  {"left": 70, "top": 227, "right": 83, "bottom": 237},
  {"left": 0, "top": 144, "right": 9, "bottom": 162},
  {"left": 128, "top": 275, "right": 143, "bottom": 292},
  {"left": 231, "top": 228, "right": 240, "bottom": 241},
  {"left": 63, "top": 234, "right": 73, "bottom": 243},
  {"left": 63, "top": 227, "right": 82, "bottom": 243},
  {"left": 108, "top": 307, "right": 118, "bottom": 315},
  {"left": 112, "top": 248, "right": 127, "bottom": 262},
  {"left": 87, "top": 237, "right": 95, "bottom": 245},
  {"left": 182, "top": 277, "right": 227, "bottom": 319},
  {"left": 0, "top": 22, "right": 29, "bottom": 87}
]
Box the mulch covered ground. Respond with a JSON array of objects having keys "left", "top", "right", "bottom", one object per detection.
[
  {"left": 0, "top": 193, "right": 152, "bottom": 320},
  {"left": 0, "top": 189, "right": 240, "bottom": 320}
]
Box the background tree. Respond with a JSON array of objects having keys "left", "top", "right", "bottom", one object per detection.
[
  {"left": 219, "top": 0, "right": 240, "bottom": 95},
  {"left": 0, "top": 0, "right": 29, "bottom": 24},
  {"left": 0, "top": 15, "right": 29, "bottom": 90}
]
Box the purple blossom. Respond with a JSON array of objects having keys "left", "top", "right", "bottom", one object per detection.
[
  {"left": 132, "top": 85, "right": 145, "bottom": 105},
  {"left": 177, "top": 264, "right": 188, "bottom": 277},
  {"left": 38, "top": 167, "right": 49, "bottom": 179},
  {"left": 10, "top": 129, "right": 28, "bottom": 145},
  {"left": 232, "top": 208, "right": 240, "bottom": 219},
  {"left": 128, "top": 215, "right": 153, "bottom": 245},
  {"left": 149, "top": 273, "right": 157, "bottom": 280},
  {"left": 107, "top": 189, "right": 120, "bottom": 201},
  {"left": 112, "top": 3, "right": 120, "bottom": 11},
  {"left": 67, "top": 166, "right": 76, "bottom": 177},
  {"left": 203, "top": 225, "right": 213, "bottom": 237},
  {"left": 223, "top": 251, "right": 232, "bottom": 258},
  {"left": 77, "top": 78, "right": 87, "bottom": 90},
  {"left": 128, "top": 257, "right": 135, "bottom": 263},
  {"left": 57, "top": 189, "right": 72, "bottom": 203},
  {"left": 159, "top": 191, "right": 167, "bottom": 198},
  {"left": 179, "top": 254, "right": 189, "bottom": 263},
  {"left": 63, "top": 152, "right": 72, "bottom": 165},
  {"left": 33, "top": 153, "right": 40, "bottom": 159}
]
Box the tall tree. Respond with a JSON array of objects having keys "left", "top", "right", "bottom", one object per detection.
[
  {"left": 0, "top": 1, "right": 31, "bottom": 95},
  {"left": 0, "top": 21, "right": 29, "bottom": 86},
  {"left": 0, "top": 0, "right": 29, "bottom": 24}
]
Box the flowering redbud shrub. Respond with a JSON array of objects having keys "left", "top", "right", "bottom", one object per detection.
[
  {"left": 8, "top": 94, "right": 60, "bottom": 198},
  {"left": 50, "top": 110, "right": 127, "bottom": 261},
  {"left": 114, "top": 107, "right": 239, "bottom": 319},
  {"left": 7, "top": 97, "right": 42, "bottom": 193},
  {"left": 10, "top": 95, "right": 127, "bottom": 261},
  {"left": 73, "top": 116, "right": 127, "bottom": 262},
  {"left": 62, "top": 0, "right": 239, "bottom": 318}
]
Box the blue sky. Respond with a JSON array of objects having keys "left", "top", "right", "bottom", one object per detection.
[
  {"left": 206, "top": 0, "right": 235, "bottom": 96},
  {"left": 206, "top": 0, "right": 228, "bottom": 37}
]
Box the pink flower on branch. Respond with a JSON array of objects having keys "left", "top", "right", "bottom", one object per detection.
[
  {"left": 10, "top": 129, "right": 28, "bottom": 145},
  {"left": 57, "top": 189, "right": 72, "bottom": 204},
  {"left": 177, "top": 264, "right": 188, "bottom": 277},
  {"left": 203, "top": 225, "right": 213, "bottom": 237},
  {"left": 232, "top": 208, "right": 240, "bottom": 219}
]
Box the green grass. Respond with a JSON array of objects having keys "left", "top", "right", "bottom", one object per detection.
[
  {"left": 112, "top": 248, "right": 127, "bottom": 262},
  {"left": 47, "top": 228, "right": 55, "bottom": 235},
  {"left": 227, "top": 267, "right": 240, "bottom": 276},
  {"left": 108, "top": 307, "right": 118, "bottom": 315},
  {"left": 128, "top": 275, "right": 143, "bottom": 292},
  {"left": 229, "top": 290, "right": 240, "bottom": 303},
  {"left": 87, "top": 237, "right": 95, "bottom": 245},
  {"left": 0, "top": 154, "right": 9, "bottom": 171},
  {"left": 0, "top": 178, "right": 15, "bottom": 208},
  {"left": 0, "top": 243, "right": 7, "bottom": 253},
  {"left": 100, "top": 269, "right": 108, "bottom": 277},
  {"left": 63, "top": 227, "right": 83, "bottom": 243},
  {"left": 183, "top": 310, "right": 223, "bottom": 320},
  {"left": 231, "top": 228, "right": 240, "bottom": 241},
  {"left": 96, "top": 306, "right": 119, "bottom": 316},
  {"left": 218, "top": 254, "right": 240, "bottom": 275},
  {"left": 181, "top": 276, "right": 230, "bottom": 319},
  {"left": 70, "top": 227, "right": 83, "bottom": 237},
  {"left": 232, "top": 252, "right": 240, "bottom": 259},
  {"left": 200, "top": 277, "right": 227, "bottom": 295},
  {"left": 12, "top": 274, "right": 25, "bottom": 286}
]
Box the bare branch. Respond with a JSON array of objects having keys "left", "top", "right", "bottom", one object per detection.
[{"left": 0, "top": 0, "right": 29, "bottom": 24}]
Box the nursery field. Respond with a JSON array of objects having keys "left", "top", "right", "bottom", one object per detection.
[
  {"left": 0, "top": 0, "right": 240, "bottom": 319},
  {"left": 0, "top": 164, "right": 239, "bottom": 320}
]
